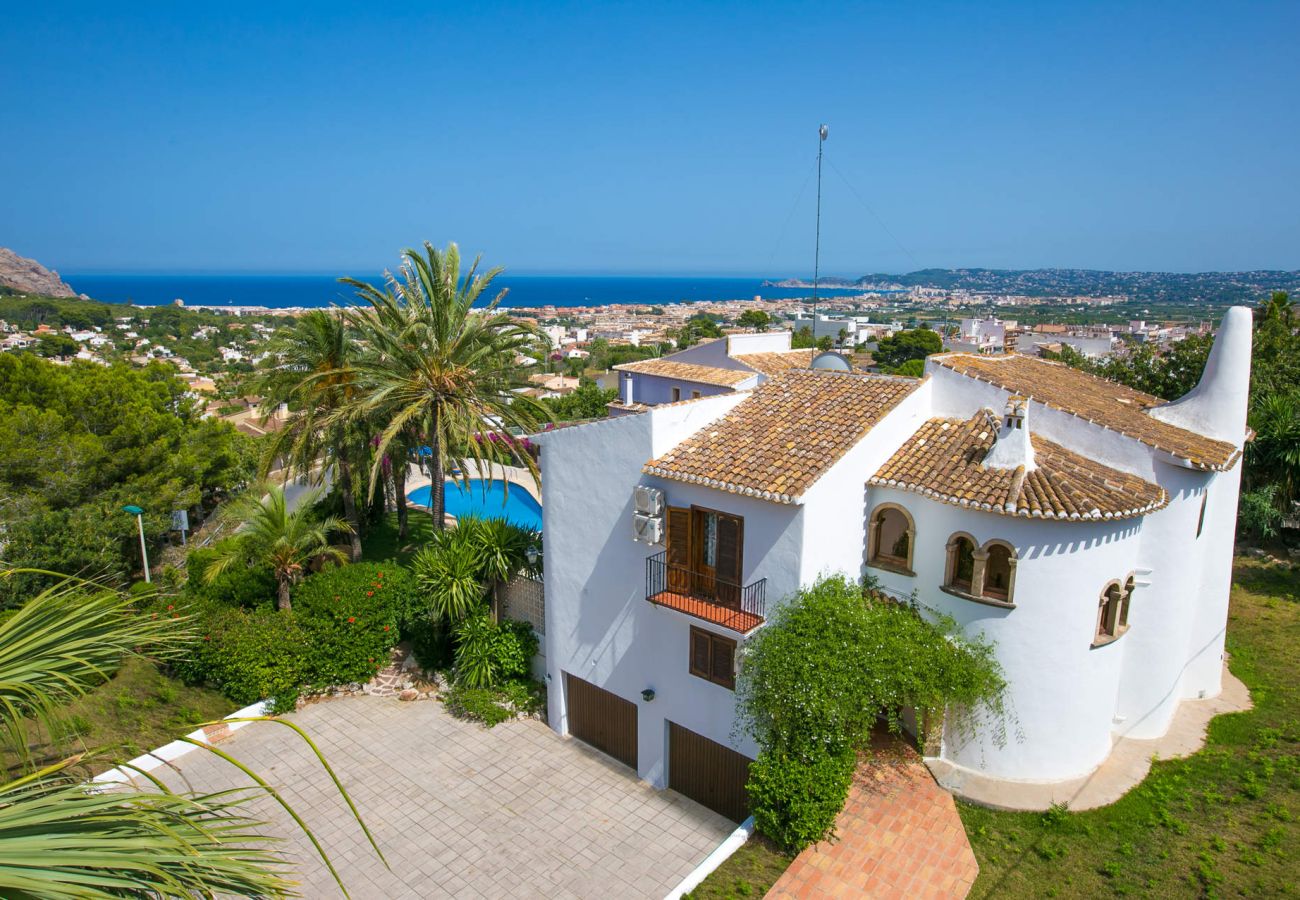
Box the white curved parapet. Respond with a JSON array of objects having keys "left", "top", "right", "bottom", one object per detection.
[
  {"left": 91, "top": 700, "right": 269, "bottom": 788},
  {"left": 1149, "top": 305, "right": 1253, "bottom": 445}
]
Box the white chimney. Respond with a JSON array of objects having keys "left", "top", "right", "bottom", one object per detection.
[
  {"left": 1148, "top": 305, "right": 1252, "bottom": 445},
  {"left": 983, "top": 396, "right": 1037, "bottom": 472},
  {"left": 621, "top": 372, "right": 635, "bottom": 406}
]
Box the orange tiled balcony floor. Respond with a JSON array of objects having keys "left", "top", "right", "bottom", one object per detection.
[{"left": 647, "top": 589, "right": 763, "bottom": 634}]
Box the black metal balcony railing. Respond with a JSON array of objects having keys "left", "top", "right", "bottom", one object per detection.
[{"left": 645, "top": 551, "right": 766, "bottom": 630}]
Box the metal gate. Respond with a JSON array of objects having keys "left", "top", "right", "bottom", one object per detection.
[
  {"left": 564, "top": 673, "right": 638, "bottom": 770},
  {"left": 668, "top": 721, "right": 752, "bottom": 823}
]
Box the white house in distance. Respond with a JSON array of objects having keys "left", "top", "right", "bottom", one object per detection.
[
  {"left": 610, "top": 331, "right": 813, "bottom": 413},
  {"left": 535, "top": 306, "right": 1252, "bottom": 822}
]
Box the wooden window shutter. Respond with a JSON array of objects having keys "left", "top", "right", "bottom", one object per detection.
[
  {"left": 667, "top": 506, "right": 692, "bottom": 594},
  {"left": 715, "top": 513, "right": 743, "bottom": 606},
  {"left": 710, "top": 635, "right": 736, "bottom": 689},
  {"left": 689, "top": 628, "right": 711, "bottom": 678},
  {"left": 667, "top": 507, "right": 692, "bottom": 569}
]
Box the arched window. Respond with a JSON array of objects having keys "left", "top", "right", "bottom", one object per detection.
[
  {"left": 867, "top": 504, "right": 915, "bottom": 575},
  {"left": 1096, "top": 580, "right": 1125, "bottom": 645},
  {"left": 982, "top": 542, "right": 1015, "bottom": 602},
  {"left": 944, "top": 534, "right": 977, "bottom": 592},
  {"left": 1119, "top": 575, "right": 1135, "bottom": 630},
  {"left": 942, "top": 535, "right": 1018, "bottom": 606}
]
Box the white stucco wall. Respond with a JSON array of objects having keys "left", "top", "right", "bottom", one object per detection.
[
  {"left": 1181, "top": 460, "right": 1241, "bottom": 699},
  {"left": 537, "top": 394, "right": 766, "bottom": 787},
  {"left": 797, "top": 379, "right": 932, "bottom": 588},
  {"left": 726, "top": 332, "right": 793, "bottom": 356},
  {"left": 865, "top": 486, "right": 1143, "bottom": 781}
]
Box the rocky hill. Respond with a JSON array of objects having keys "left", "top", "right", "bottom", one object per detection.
[{"left": 0, "top": 247, "right": 76, "bottom": 297}]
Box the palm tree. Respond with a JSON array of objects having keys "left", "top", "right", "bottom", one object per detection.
[
  {"left": 1247, "top": 390, "right": 1300, "bottom": 505},
  {"left": 0, "top": 571, "right": 381, "bottom": 897},
  {"left": 255, "top": 310, "right": 366, "bottom": 561},
  {"left": 340, "top": 242, "right": 550, "bottom": 530},
  {"left": 205, "top": 485, "right": 351, "bottom": 611}
]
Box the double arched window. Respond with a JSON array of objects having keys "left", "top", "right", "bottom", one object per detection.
[
  {"left": 943, "top": 535, "right": 1018, "bottom": 606},
  {"left": 867, "top": 504, "right": 916, "bottom": 575},
  {"left": 1094, "top": 575, "right": 1135, "bottom": 646}
]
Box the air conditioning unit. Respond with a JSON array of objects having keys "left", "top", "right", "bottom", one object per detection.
[
  {"left": 633, "top": 513, "right": 664, "bottom": 545},
  {"left": 634, "top": 485, "right": 664, "bottom": 516}
]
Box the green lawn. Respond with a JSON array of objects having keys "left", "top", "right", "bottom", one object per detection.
[
  {"left": 360, "top": 509, "right": 436, "bottom": 565},
  {"left": 683, "top": 835, "right": 793, "bottom": 900},
  {"left": 687, "top": 557, "right": 1300, "bottom": 898},
  {"left": 8, "top": 657, "right": 236, "bottom": 777},
  {"left": 964, "top": 557, "right": 1300, "bottom": 897}
]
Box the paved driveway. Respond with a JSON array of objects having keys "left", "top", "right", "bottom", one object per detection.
[{"left": 141, "top": 695, "right": 732, "bottom": 899}]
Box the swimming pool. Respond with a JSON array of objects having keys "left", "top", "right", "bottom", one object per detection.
[{"left": 407, "top": 479, "right": 543, "bottom": 532}]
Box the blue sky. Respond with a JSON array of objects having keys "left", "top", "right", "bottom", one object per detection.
[{"left": 3, "top": 2, "right": 1297, "bottom": 276}]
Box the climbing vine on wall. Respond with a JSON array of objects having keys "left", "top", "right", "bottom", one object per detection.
[{"left": 735, "top": 575, "right": 1006, "bottom": 851}]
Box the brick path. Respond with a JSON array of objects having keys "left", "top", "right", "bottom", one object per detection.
[
  {"left": 132, "top": 695, "right": 732, "bottom": 898},
  {"left": 767, "top": 738, "right": 978, "bottom": 899}
]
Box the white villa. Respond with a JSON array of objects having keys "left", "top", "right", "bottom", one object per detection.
[
  {"left": 534, "top": 307, "right": 1252, "bottom": 822},
  {"left": 610, "top": 331, "right": 813, "bottom": 413}
]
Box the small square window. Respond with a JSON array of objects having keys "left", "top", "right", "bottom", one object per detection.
[
  {"left": 689, "top": 626, "right": 736, "bottom": 690},
  {"left": 671, "top": 387, "right": 681, "bottom": 402}
]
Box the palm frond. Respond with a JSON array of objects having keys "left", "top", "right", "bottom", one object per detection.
[{"left": 0, "top": 571, "right": 190, "bottom": 766}]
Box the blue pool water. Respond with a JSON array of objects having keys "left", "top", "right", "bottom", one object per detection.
[{"left": 407, "top": 479, "right": 543, "bottom": 532}]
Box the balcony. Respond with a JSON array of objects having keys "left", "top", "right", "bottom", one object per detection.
[{"left": 645, "top": 551, "right": 766, "bottom": 634}]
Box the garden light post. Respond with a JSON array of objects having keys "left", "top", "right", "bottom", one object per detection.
[{"left": 122, "top": 504, "right": 150, "bottom": 583}]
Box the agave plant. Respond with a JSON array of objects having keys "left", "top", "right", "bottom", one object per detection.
[{"left": 0, "top": 570, "right": 383, "bottom": 898}]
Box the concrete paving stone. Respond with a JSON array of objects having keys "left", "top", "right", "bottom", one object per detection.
[{"left": 123, "top": 694, "right": 731, "bottom": 898}]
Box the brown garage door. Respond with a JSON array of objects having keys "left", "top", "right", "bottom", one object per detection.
[
  {"left": 564, "top": 673, "right": 638, "bottom": 770},
  {"left": 668, "top": 721, "right": 752, "bottom": 824}
]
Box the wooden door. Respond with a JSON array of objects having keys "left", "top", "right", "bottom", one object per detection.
[
  {"left": 564, "top": 673, "right": 638, "bottom": 770},
  {"left": 692, "top": 508, "right": 717, "bottom": 599},
  {"left": 668, "top": 721, "right": 752, "bottom": 824},
  {"left": 666, "top": 506, "right": 692, "bottom": 594}
]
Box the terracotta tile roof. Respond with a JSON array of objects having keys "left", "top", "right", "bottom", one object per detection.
[
  {"left": 733, "top": 349, "right": 816, "bottom": 377},
  {"left": 933, "top": 353, "right": 1239, "bottom": 470},
  {"left": 645, "top": 369, "right": 920, "bottom": 504},
  {"left": 870, "top": 415, "right": 1169, "bottom": 520},
  {"left": 613, "top": 358, "right": 757, "bottom": 387}
]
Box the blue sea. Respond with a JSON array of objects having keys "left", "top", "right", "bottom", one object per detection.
[{"left": 64, "top": 273, "right": 876, "bottom": 310}]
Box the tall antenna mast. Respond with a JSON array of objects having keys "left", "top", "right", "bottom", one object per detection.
[{"left": 811, "top": 124, "right": 828, "bottom": 339}]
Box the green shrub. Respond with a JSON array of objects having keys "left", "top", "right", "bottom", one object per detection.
[
  {"left": 495, "top": 619, "right": 540, "bottom": 681},
  {"left": 1239, "top": 486, "right": 1284, "bottom": 540},
  {"left": 444, "top": 678, "right": 545, "bottom": 728},
  {"left": 411, "top": 615, "right": 452, "bottom": 672},
  {"left": 173, "top": 602, "right": 308, "bottom": 708},
  {"left": 292, "top": 562, "right": 420, "bottom": 633},
  {"left": 172, "top": 562, "right": 416, "bottom": 708},
  {"left": 444, "top": 684, "right": 515, "bottom": 727},
  {"left": 452, "top": 613, "right": 540, "bottom": 688},
  {"left": 185, "top": 546, "right": 277, "bottom": 608},
  {"left": 747, "top": 745, "right": 857, "bottom": 852}
]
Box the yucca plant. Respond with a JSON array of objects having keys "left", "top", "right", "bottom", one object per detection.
[
  {"left": 0, "top": 570, "right": 383, "bottom": 898},
  {"left": 411, "top": 528, "right": 486, "bottom": 624},
  {"left": 461, "top": 515, "right": 538, "bottom": 621},
  {"left": 205, "top": 484, "right": 352, "bottom": 611}
]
